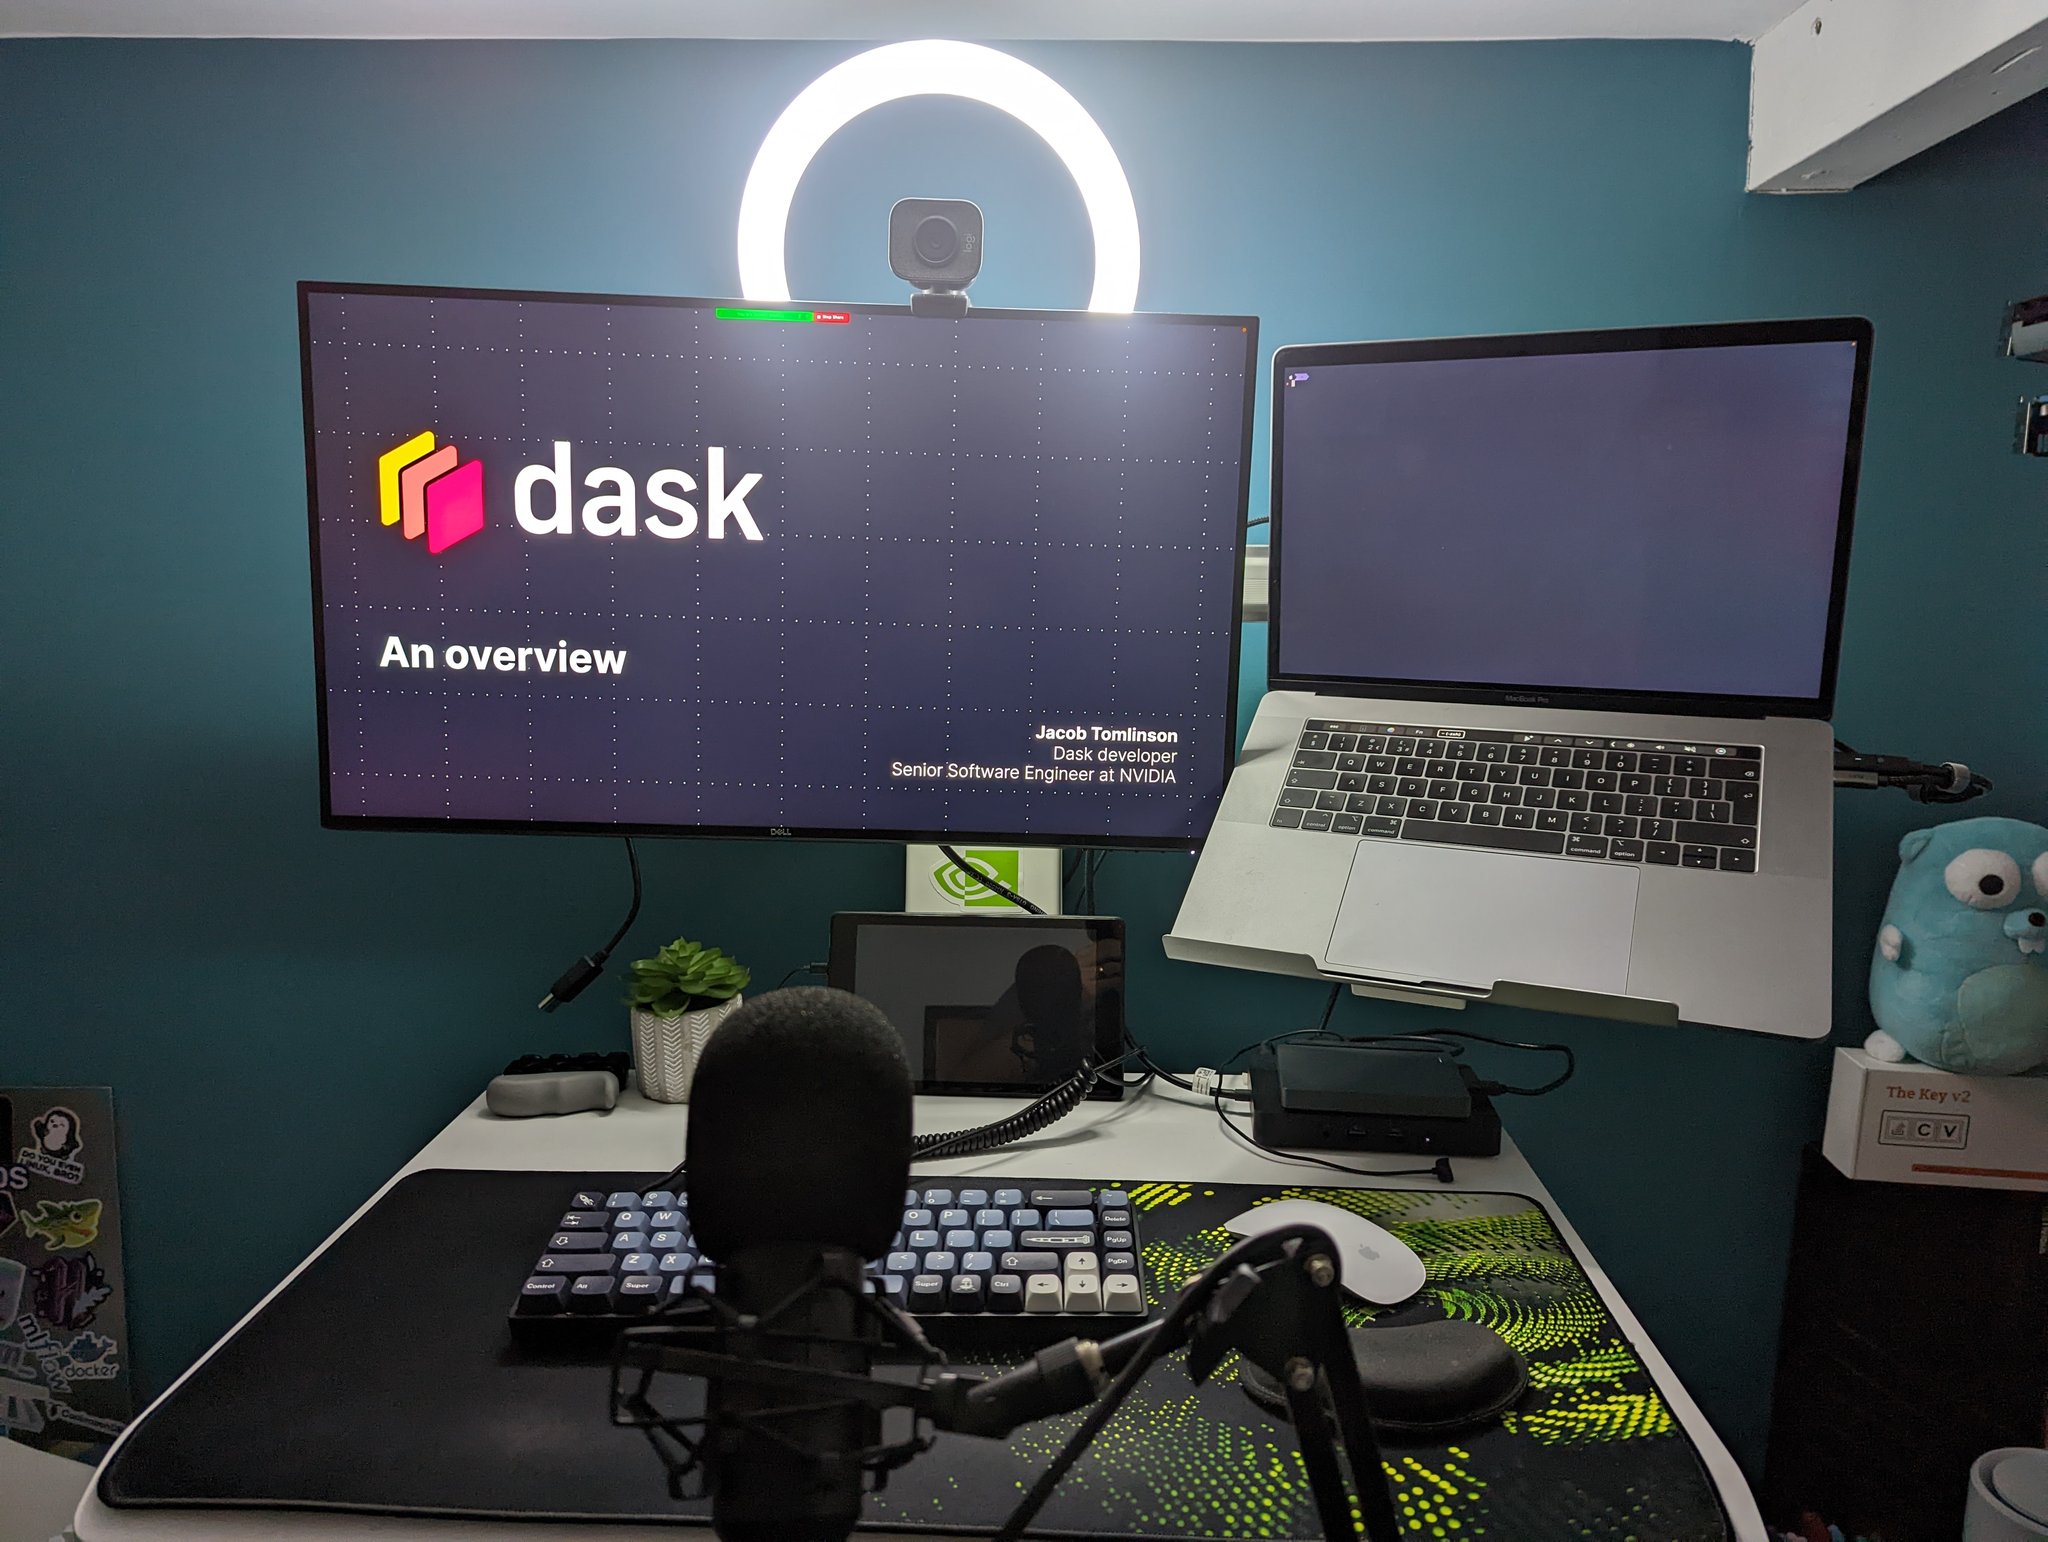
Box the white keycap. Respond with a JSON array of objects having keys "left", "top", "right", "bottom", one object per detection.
[
  {"left": 1063, "top": 1273, "right": 1102, "bottom": 1313},
  {"left": 1064, "top": 1251, "right": 1099, "bottom": 1275},
  {"left": 1024, "top": 1274, "right": 1065, "bottom": 1314},
  {"left": 1102, "top": 1274, "right": 1144, "bottom": 1314}
]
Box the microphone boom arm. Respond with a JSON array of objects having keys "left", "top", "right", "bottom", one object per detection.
[{"left": 613, "top": 1224, "right": 1401, "bottom": 1540}]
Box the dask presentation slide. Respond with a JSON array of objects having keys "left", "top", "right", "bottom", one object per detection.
[{"left": 303, "top": 286, "right": 1255, "bottom": 844}]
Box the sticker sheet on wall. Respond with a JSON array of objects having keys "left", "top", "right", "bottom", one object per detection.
[{"left": 0, "top": 1087, "right": 132, "bottom": 1460}]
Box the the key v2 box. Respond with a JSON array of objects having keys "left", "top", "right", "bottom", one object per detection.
[{"left": 1823, "top": 1047, "right": 2048, "bottom": 1192}]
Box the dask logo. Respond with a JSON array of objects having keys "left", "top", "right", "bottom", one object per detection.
[{"left": 378, "top": 431, "right": 486, "bottom": 554}]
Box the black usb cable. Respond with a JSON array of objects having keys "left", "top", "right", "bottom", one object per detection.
[{"left": 538, "top": 838, "right": 643, "bottom": 1011}]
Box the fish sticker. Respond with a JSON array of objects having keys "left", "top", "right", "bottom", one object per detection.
[{"left": 19, "top": 1197, "right": 101, "bottom": 1251}]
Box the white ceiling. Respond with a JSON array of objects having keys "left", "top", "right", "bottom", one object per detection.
[{"left": 0, "top": 1, "right": 1810, "bottom": 43}]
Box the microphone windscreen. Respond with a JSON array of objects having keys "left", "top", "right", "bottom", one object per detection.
[{"left": 685, "top": 987, "right": 912, "bottom": 1262}]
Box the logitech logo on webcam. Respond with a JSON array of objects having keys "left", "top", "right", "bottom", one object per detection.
[{"left": 377, "top": 431, "right": 486, "bottom": 555}]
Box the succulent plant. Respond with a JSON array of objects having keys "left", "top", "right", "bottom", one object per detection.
[{"left": 625, "top": 937, "right": 750, "bottom": 1016}]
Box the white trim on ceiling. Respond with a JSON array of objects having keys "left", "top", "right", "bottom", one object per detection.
[{"left": 0, "top": 0, "right": 1808, "bottom": 43}]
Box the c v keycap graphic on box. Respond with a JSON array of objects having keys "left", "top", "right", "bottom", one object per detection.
[{"left": 377, "top": 430, "right": 485, "bottom": 554}]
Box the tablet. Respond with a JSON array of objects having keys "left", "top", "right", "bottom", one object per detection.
[{"left": 826, "top": 913, "right": 1125, "bottom": 1098}]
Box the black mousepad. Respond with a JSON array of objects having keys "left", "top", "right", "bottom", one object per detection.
[{"left": 101, "top": 1169, "right": 1730, "bottom": 1540}]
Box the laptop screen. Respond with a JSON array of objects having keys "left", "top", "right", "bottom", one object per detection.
[{"left": 1270, "top": 324, "right": 1868, "bottom": 709}]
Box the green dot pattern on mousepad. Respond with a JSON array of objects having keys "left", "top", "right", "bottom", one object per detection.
[
  {"left": 99, "top": 1170, "right": 1729, "bottom": 1540},
  {"left": 867, "top": 1180, "right": 1729, "bottom": 1542}
]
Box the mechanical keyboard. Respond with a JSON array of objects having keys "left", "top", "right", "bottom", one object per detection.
[
  {"left": 509, "top": 1178, "right": 1150, "bottom": 1350},
  {"left": 1272, "top": 719, "right": 1763, "bottom": 874}
]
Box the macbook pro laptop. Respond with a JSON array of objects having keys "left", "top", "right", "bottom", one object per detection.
[{"left": 1166, "top": 318, "right": 1872, "bottom": 1037}]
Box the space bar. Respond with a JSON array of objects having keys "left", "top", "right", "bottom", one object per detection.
[{"left": 1400, "top": 819, "right": 1567, "bottom": 855}]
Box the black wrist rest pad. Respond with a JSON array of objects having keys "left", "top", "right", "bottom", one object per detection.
[{"left": 100, "top": 1168, "right": 1731, "bottom": 1540}]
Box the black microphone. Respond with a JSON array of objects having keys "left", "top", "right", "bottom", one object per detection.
[{"left": 683, "top": 987, "right": 912, "bottom": 1542}]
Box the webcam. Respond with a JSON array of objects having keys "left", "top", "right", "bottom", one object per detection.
[{"left": 890, "top": 198, "right": 982, "bottom": 317}]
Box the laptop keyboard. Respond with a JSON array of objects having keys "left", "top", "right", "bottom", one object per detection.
[{"left": 1271, "top": 720, "right": 1762, "bottom": 874}]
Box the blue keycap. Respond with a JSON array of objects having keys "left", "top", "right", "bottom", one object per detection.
[
  {"left": 650, "top": 1209, "right": 684, "bottom": 1229},
  {"left": 668, "top": 1276, "right": 698, "bottom": 1298},
  {"left": 907, "top": 1229, "right": 940, "bottom": 1251},
  {"left": 885, "top": 1250, "right": 919, "bottom": 1274},
  {"left": 922, "top": 1189, "right": 954, "bottom": 1207},
  {"left": 923, "top": 1251, "right": 957, "bottom": 1274},
  {"left": 620, "top": 1252, "right": 658, "bottom": 1274},
  {"left": 974, "top": 1209, "right": 1006, "bottom": 1228},
  {"left": 611, "top": 1231, "right": 649, "bottom": 1252},
  {"left": 641, "top": 1190, "right": 676, "bottom": 1208},
  {"left": 688, "top": 1272, "right": 717, "bottom": 1293},
  {"left": 944, "top": 1229, "right": 976, "bottom": 1250},
  {"left": 1047, "top": 1208, "right": 1096, "bottom": 1229},
  {"left": 982, "top": 1229, "right": 1015, "bottom": 1251},
  {"left": 612, "top": 1209, "right": 649, "bottom": 1231},
  {"left": 1011, "top": 1209, "right": 1042, "bottom": 1229},
  {"left": 958, "top": 1189, "right": 989, "bottom": 1208},
  {"left": 993, "top": 1189, "right": 1024, "bottom": 1208},
  {"left": 961, "top": 1251, "right": 994, "bottom": 1274},
  {"left": 617, "top": 1275, "right": 664, "bottom": 1311},
  {"left": 649, "top": 1231, "right": 683, "bottom": 1251},
  {"left": 517, "top": 1276, "right": 569, "bottom": 1315},
  {"left": 569, "top": 1276, "right": 617, "bottom": 1313},
  {"left": 877, "top": 1274, "right": 907, "bottom": 1306},
  {"left": 605, "top": 1191, "right": 642, "bottom": 1210},
  {"left": 658, "top": 1252, "right": 697, "bottom": 1273},
  {"left": 901, "top": 1208, "right": 934, "bottom": 1229},
  {"left": 1098, "top": 1190, "right": 1130, "bottom": 1209},
  {"left": 904, "top": 1190, "right": 918, "bottom": 1206},
  {"left": 557, "top": 1210, "right": 609, "bottom": 1230},
  {"left": 938, "top": 1208, "right": 970, "bottom": 1229}
]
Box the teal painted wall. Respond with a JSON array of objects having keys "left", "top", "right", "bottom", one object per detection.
[{"left": 4, "top": 37, "right": 2044, "bottom": 1478}]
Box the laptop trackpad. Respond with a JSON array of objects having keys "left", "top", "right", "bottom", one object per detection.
[{"left": 1325, "top": 841, "right": 1638, "bottom": 995}]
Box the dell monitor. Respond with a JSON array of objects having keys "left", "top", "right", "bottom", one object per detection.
[{"left": 299, "top": 284, "right": 1258, "bottom": 848}]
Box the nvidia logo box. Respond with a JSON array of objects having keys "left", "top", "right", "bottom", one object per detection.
[{"left": 1823, "top": 1047, "right": 2048, "bottom": 1192}]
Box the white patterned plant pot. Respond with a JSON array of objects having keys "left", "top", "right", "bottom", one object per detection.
[{"left": 630, "top": 995, "right": 743, "bottom": 1103}]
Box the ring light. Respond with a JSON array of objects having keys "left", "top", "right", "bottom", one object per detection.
[{"left": 736, "top": 40, "right": 1141, "bottom": 313}]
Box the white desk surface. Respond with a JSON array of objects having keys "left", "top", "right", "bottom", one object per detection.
[{"left": 77, "top": 1082, "right": 1764, "bottom": 1542}]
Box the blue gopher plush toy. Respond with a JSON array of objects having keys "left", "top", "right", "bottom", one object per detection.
[{"left": 1866, "top": 816, "right": 2048, "bottom": 1075}]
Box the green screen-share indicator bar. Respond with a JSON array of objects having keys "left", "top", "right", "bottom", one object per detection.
[{"left": 714, "top": 306, "right": 851, "bottom": 324}]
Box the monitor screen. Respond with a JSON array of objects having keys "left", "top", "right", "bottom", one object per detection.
[
  {"left": 300, "top": 285, "right": 1257, "bottom": 846},
  {"left": 1270, "top": 323, "right": 1868, "bottom": 708}
]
